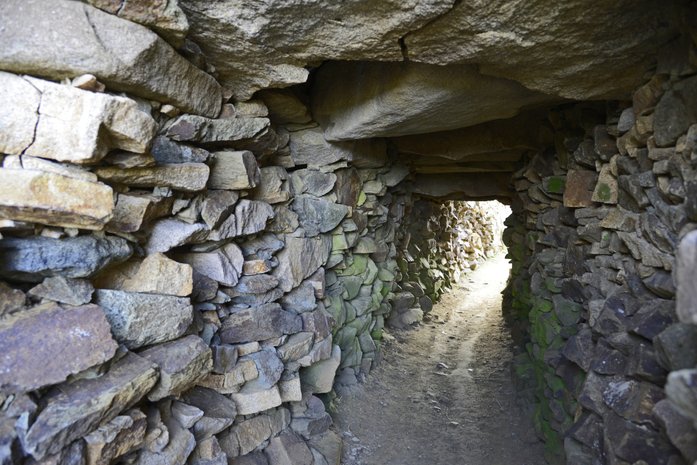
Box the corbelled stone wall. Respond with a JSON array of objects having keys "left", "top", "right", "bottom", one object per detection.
[
  {"left": 503, "top": 48, "right": 697, "bottom": 464},
  {"left": 0, "top": 3, "right": 507, "bottom": 465}
]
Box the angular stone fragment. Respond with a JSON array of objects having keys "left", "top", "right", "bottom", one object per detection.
[
  {"left": 83, "top": 409, "right": 147, "bottom": 465},
  {"left": 0, "top": 303, "right": 117, "bottom": 394},
  {"left": 0, "top": 72, "right": 156, "bottom": 164},
  {"left": 22, "top": 352, "right": 158, "bottom": 460},
  {"left": 197, "top": 359, "right": 258, "bottom": 394},
  {"left": 94, "top": 289, "right": 193, "bottom": 349},
  {"left": 240, "top": 348, "right": 284, "bottom": 390},
  {"left": 177, "top": 244, "right": 244, "bottom": 287},
  {"left": 278, "top": 333, "right": 314, "bottom": 362},
  {"left": 107, "top": 193, "right": 173, "bottom": 233},
  {"left": 219, "top": 414, "right": 274, "bottom": 457},
  {"left": 654, "top": 399, "right": 697, "bottom": 463},
  {"left": 0, "top": 281, "right": 24, "bottom": 315},
  {"left": 264, "top": 431, "right": 313, "bottom": 465},
  {"left": 145, "top": 219, "right": 208, "bottom": 254},
  {"left": 308, "top": 430, "right": 342, "bottom": 465},
  {"left": 201, "top": 191, "right": 239, "bottom": 229},
  {"left": 140, "top": 335, "right": 212, "bottom": 401},
  {"left": 0, "top": 235, "right": 132, "bottom": 282},
  {"left": 4, "top": 154, "right": 98, "bottom": 182},
  {"left": 288, "top": 127, "right": 386, "bottom": 167},
  {"left": 166, "top": 116, "right": 269, "bottom": 146},
  {"left": 274, "top": 235, "right": 332, "bottom": 292},
  {"left": 300, "top": 345, "right": 341, "bottom": 394},
  {"left": 95, "top": 163, "right": 210, "bottom": 192},
  {"left": 28, "top": 276, "right": 94, "bottom": 306},
  {"left": 290, "top": 170, "right": 336, "bottom": 197},
  {"left": 0, "top": 0, "right": 220, "bottom": 116},
  {"left": 591, "top": 165, "right": 618, "bottom": 204},
  {"left": 86, "top": 0, "right": 189, "bottom": 48},
  {"left": 250, "top": 167, "right": 290, "bottom": 204},
  {"left": 181, "top": 387, "right": 237, "bottom": 440},
  {"left": 171, "top": 401, "right": 204, "bottom": 429},
  {"left": 233, "top": 200, "right": 274, "bottom": 237},
  {"left": 563, "top": 170, "right": 598, "bottom": 208},
  {"left": 151, "top": 136, "right": 210, "bottom": 164},
  {"left": 233, "top": 274, "right": 280, "bottom": 295},
  {"left": 188, "top": 436, "right": 226, "bottom": 465},
  {"left": 220, "top": 304, "right": 302, "bottom": 344},
  {"left": 0, "top": 169, "right": 114, "bottom": 230},
  {"left": 654, "top": 75, "right": 697, "bottom": 147},
  {"left": 207, "top": 151, "right": 260, "bottom": 190},
  {"left": 94, "top": 253, "right": 193, "bottom": 297}
]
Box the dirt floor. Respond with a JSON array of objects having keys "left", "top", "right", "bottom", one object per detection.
[{"left": 332, "top": 255, "right": 548, "bottom": 465}]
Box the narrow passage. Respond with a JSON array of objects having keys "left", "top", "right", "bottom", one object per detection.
[{"left": 333, "top": 255, "right": 546, "bottom": 465}]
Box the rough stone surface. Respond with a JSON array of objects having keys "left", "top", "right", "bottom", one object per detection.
[
  {"left": 94, "top": 253, "right": 193, "bottom": 297},
  {"left": 208, "top": 151, "right": 261, "bottom": 190},
  {"left": 83, "top": 409, "right": 147, "bottom": 465},
  {"left": 0, "top": 169, "right": 114, "bottom": 230},
  {"left": 273, "top": 235, "right": 332, "bottom": 292},
  {"left": 300, "top": 345, "right": 341, "bottom": 394},
  {"left": 220, "top": 304, "right": 302, "bottom": 344},
  {"left": 177, "top": 244, "right": 244, "bottom": 287},
  {"left": 94, "top": 289, "right": 193, "bottom": 349},
  {"left": 140, "top": 335, "right": 213, "bottom": 401},
  {"left": 0, "top": 0, "right": 221, "bottom": 116},
  {"left": 0, "top": 303, "right": 117, "bottom": 394},
  {"left": 0, "top": 72, "right": 156, "bottom": 164},
  {"left": 22, "top": 352, "right": 158, "bottom": 460},
  {"left": 0, "top": 235, "right": 132, "bottom": 282},
  {"left": 95, "top": 163, "right": 210, "bottom": 192}
]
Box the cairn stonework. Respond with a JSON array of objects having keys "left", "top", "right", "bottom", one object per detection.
[{"left": 0, "top": 1, "right": 696, "bottom": 465}]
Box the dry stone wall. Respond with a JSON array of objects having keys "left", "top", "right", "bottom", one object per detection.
[
  {"left": 0, "top": 3, "right": 506, "bottom": 464},
  {"left": 503, "top": 48, "right": 697, "bottom": 464}
]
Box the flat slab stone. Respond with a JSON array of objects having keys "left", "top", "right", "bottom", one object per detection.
[
  {"left": 94, "top": 253, "right": 193, "bottom": 297},
  {"left": 177, "top": 243, "right": 244, "bottom": 287},
  {"left": 0, "top": 169, "right": 114, "bottom": 230},
  {"left": 166, "top": 115, "right": 269, "bottom": 146},
  {"left": 107, "top": 192, "right": 173, "bottom": 234},
  {"left": 0, "top": 303, "right": 117, "bottom": 394},
  {"left": 313, "top": 61, "right": 551, "bottom": 140},
  {"left": 230, "top": 384, "right": 282, "bottom": 416},
  {"left": 0, "top": 235, "right": 132, "bottom": 283},
  {"left": 27, "top": 276, "right": 94, "bottom": 306},
  {"left": 0, "top": 72, "right": 156, "bottom": 164},
  {"left": 95, "top": 163, "right": 210, "bottom": 192},
  {"left": 140, "top": 335, "right": 212, "bottom": 401},
  {"left": 83, "top": 409, "right": 147, "bottom": 465},
  {"left": 22, "top": 352, "right": 158, "bottom": 460},
  {"left": 220, "top": 303, "right": 302, "bottom": 344},
  {"left": 207, "top": 151, "right": 260, "bottom": 190},
  {"left": 94, "top": 289, "right": 193, "bottom": 349},
  {"left": 0, "top": 0, "right": 221, "bottom": 117}
]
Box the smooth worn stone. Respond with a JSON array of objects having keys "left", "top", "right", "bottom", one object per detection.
[
  {"left": 291, "top": 196, "right": 350, "bottom": 237},
  {"left": 264, "top": 430, "right": 313, "bottom": 465},
  {"left": 0, "top": 72, "right": 156, "bottom": 164},
  {"left": 230, "top": 383, "right": 282, "bottom": 416},
  {"left": 0, "top": 0, "right": 221, "bottom": 117},
  {"left": 207, "top": 151, "right": 261, "bottom": 190},
  {"left": 0, "top": 169, "right": 114, "bottom": 230},
  {"left": 239, "top": 348, "right": 284, "bottom": 390},
  {"left": 235, "top": 200, "right": 275, "bottom": 236},
  {"left": 201, "top": 191, "right": 239, "bottom": 229},
  {"left": 274, "top": 235, "right": 331, "bottom": 292},
  {"left": 220, "top": 304, "right": 302, "bottom": 344},
  {"left": 288, "top": 127, "right": 386, "bottom": 167},
  {"left": 150, "top": 137, "right": 210, "bottom": 164},
  {"left": 250, "top": 167, "right": 290, "bottom": 204},
  {"left": 0, "top": 235, "right": 132, "bottom": 283},
  {"left": 0, "top": 303, "right": 117, "bottom": 394},
  {"left": 300, "top": 345, "right": 341, "bottom": 394},
  {"left": 181, "top": 387, "right": 237, "bottom": 440},
  {"left": 86, "top": 0, "right": 189, "bottom": 48},
  {"left": 95, "top": 163, "right": 210, "bottom": 192},
  {"left": 83, "top": 409, "right": 147, "bottom": 465},
  {"left": 563, "top": 170, "right": 598, "bottom": 208},
  {"left": 0, "top": 281, "right": 24, "bottom": 315},
  {"left": 94, "top": 289, "right": 193, "bottom": 349},
  {"left": 94, "top": 253, "right": 193, "bottom": 297},
  {"left": 289, "top": 169, "right": 337, "bottom": 197},
  {"left": 177, "top": 244, "right": 244, "bottom": 287},
  {"left": 165, "top": 116, "right": 269, "bottom": 146},
  {"left": 140, "top": 335, "right": 212, "bottom": 401},
  {"left": 107, "top": 192, "right": 172, "bottom": 233},
  {"left": 313, "top": 61, "right": 552, "bottom": 140},
  {"left": 22, "top": 352, "right": 158, "bottom": 460},
  {"left": 145, "top": 219, "right": 208, "bottom": 254},
  {"left": 676, "top": 230, "right": 697, "bottom": 324},
  {"left": 28, "top": 276, "right": 93, "bottom": 306},
  {"left": 133, "top": 405, "right": 196, "bottom": 465}
]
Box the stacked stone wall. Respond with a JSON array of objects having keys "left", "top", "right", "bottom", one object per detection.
[{"left": 504, "top": 49, "right": 697, "bottom": 464}]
